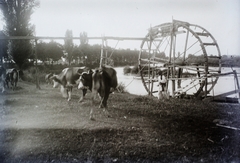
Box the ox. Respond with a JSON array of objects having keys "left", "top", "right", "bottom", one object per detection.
[
  {"left": 0, "top": 66, "right": 6, "bottom": 93},
  {"left": 78, "top": 65, "right": 118, "bottom": 120},
  {"left": 50, "top": 67, "right": 88, "bottom": 102},
  {"left": 45, "top": 73, "right": 53, "bottom": 85},
  {"left": 5, "top": 68, "right": 19, "bottom": 90}
]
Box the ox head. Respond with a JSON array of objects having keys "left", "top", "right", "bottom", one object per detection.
[
  {"left": 78, "top": 70, "right": 93, "bottom": 90},
  {"left": 45, "top": 73, "right": 54, "bottom": 85}
]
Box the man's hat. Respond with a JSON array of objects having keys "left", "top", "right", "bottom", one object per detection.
[{"left": 157, "top": 69, "right": 162, "bottom": 75}]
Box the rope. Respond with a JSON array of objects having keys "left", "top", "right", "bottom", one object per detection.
[
  {"left": 125, "top": 77, "right": 136, "bottom": 88},
  {"left": 122, "top": 69, "right": 143, "bottom": 89},
  {"left": 108, "top": 40, "right": 120, "bottom": 59}
]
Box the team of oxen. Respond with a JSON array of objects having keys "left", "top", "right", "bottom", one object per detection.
[
  {"left": 0, "top": 64, "right": 118, "bottom": 120},
  {"left": 49, "top": 65, "right": 118, "bottom": 120},
  {"left": 0, "top": 66, "right": 19, "bottom": 92}
]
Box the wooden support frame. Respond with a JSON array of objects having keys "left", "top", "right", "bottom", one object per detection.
[
  {"left": 0, "top": 35, "right": 148, "bottom": 90},
  {"left": 203, "top": 70, "right": 240, "bottom": 103},
  {"left": 0, "top": 36, "right": 147, "bottom": 41}
]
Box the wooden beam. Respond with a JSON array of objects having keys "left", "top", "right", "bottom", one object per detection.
[
  {"left": 212, "top": 89, "right": 240, "bottom": 99},
  {"left": 207, "top": 71, "right": 234, "bottom": 77},
  {"left": 0, "top": 36, "right": 147, "bottom": 41},
  {"left": 139, "top": 58, "right": 163, "bottom": 64}
]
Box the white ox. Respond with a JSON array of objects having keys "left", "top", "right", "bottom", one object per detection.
[{"left": 50, "top": 67, "right": 88, "bottom": 101}]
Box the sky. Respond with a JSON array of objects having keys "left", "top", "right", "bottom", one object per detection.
[{"left": 1, "top": 0, "right": 240, "bottom": 55}]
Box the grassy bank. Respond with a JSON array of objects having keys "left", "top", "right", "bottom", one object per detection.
[
  {"left": 108, "top": 94, "right": 240, "bottom": 162},
  {"left": 0, "top": 81, "right": 239, "bottom": 162}
]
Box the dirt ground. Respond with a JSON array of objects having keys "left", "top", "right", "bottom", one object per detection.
[{"left": 0, "top": 80, "right": 240, "bottom": 162}]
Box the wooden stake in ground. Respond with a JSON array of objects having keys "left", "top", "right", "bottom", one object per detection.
[
  {"left": 216, "top": 124, "right": 240, "bottom": 131},
  {"left": 34, "top": 39, "right": 41, "bottom": 90}
]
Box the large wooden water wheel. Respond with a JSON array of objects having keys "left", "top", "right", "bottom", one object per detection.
[{"left": 138, "top": 20, "right": 221, "bottom": 98}]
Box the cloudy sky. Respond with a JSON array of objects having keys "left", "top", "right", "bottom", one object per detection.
[{"left": 1, "top": 0, "right": 240, "bottom": 55}]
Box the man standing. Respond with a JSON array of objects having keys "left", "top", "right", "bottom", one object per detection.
[{"left": 158, "top": 69, "right": 169, "bottom": 100}]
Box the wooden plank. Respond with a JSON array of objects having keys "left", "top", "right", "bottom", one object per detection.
[
  {"left": 144, "top": 79, "right": 158, "bottom": 83},
  {"left": 214, "top": 89, "right": 240, "bottom": 98},
  {"left": 208, "top": 55, "right": 221, "bottom": 59},
  {"left": 139, "top": 58, "right": 161, "bottom": 64},
  {"left": 208, "top": 69, "right": 221, "bottom": 73},
  {"left": 207, "top": 71, "right": 234, "bottom": 77},
  {"left": 171, "top": 65, "right": 206, "bottom": 69},
  {"left": 153, "top": 57, "right": 169, "bottom": 62},
  {"left": 195, "top": 32, "right": 210, "bottom": 36},
  {"left": 202, "top": 43, "right": 217, "bottom": 46}
]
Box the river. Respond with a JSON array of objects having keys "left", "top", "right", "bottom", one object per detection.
[{"left": 115, "top": 67, "right": 240, "bottom": 98}]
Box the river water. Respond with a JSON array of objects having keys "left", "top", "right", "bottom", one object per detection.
[{"left": 115, "top": 67, "right": 240, "bottom": 98}]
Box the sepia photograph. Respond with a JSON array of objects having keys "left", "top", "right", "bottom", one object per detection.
[{"left": 0, "top": 0, "right": 239, "bottom": 162}]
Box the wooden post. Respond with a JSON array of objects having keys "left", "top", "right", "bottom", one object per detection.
[
  {"left": 166, "top": 66, "right": 170, "bottom": 95},
  {"left": 169, "top": 22, "right": 175, "bottom": 97},
  {"left": 204, "top": 62, "right": 208, "bottom": 98},
  {"left": 150, "top": 50, "right": 156, "bottom": 94},
  {"left": 172, "top": 35, "right": 176, "bottom": 97},
  {"left": 105, "top": 39, "right": 108, "bottom": 65},
  {"left": 148, "top": 39, "right": 153, "bottom": 95},
  {"left": 171, "top": 66, "right": 175, "bottom": 97},
  {"left": 34, "top": 39, "right": 41, "bottom": 90},
  {"left": 211, "top": 76, "right": 215, "bottom": 99},
  {"left": 233, "top": 70, "right": 240, "bottom": 98},
  {"left": 177, "top": 68, "right": 182, "bottom": 88},
  {"left": 100, "top": 38, "right": 104, "bottom": 68},
  {"left": 183, "top": 30, "right": 189, "bottom": 60},
  {"left": 196, "top": 64, "right": 201, "bottom": 86}
]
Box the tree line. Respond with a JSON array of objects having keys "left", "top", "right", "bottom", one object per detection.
[
  {"left": 0, "top": 0, "right": 139, "bottom": 69},
  {"left": 34, "top": 39, "right": 140, "bottom": 68},
  {"left": 0, "top": 0, "right": 239, "bottom": 71}
]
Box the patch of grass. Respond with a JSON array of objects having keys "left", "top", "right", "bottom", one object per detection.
[
  {"left": 21, "top": 67, "right": 48, "bottom": 83},
  {"left": 3, "top": 99, "right": 18, "bottom": 105},
  {"left": 116, "top": 82, "right": 128, "bottom": 93},
  {"left": 109, "top": 95, "right": 240, "bottom": 162},
  {"left": 1, "top": 81, "right": 240, "bottom": 162}
]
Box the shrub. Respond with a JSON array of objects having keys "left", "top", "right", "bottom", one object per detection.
[
  {"left": 123, "top": 66, "right": 131, "bottom": 75},
  {"left": 22, "top": 66, "right": 46, "bottom": 83},
  {"left": 117, "top": 82, "right": 128, "bottom": 93},
  {"left": 131, "top": 65, "right": 139, "bottom": 74}
]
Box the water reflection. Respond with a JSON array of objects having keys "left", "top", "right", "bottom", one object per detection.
[{"left": 115, "top": 67, "right": 240, "bottom": 98}]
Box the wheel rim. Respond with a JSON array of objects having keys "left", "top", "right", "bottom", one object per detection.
[{"left": 138, "top": 20, "right": 221, "bottom": 98}]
